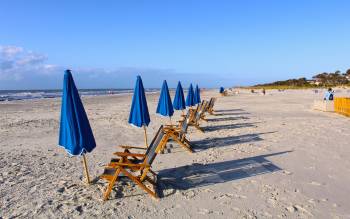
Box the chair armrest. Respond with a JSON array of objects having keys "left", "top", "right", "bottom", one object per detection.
[
  {"left": 164, "top": 124, "right": 176, "bottom": 127},
  {"left": 113, "top": 152, "right": 146, "bottom": 157},
  {"left": 107, "top": 163, "right": 149, "bottom": 168},
  {"left": 118, "top": 145, "right": 147, "bottom": 150},
  {"left": 164, "top": 125, "right": 179, "bottom": 129}
]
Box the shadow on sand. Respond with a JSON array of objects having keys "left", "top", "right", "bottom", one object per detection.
[
  {"left": 191, "top": 132, "right": 275, "bottom": 151},
  {"left": 158, "top": 151, "right": 292, "bottom": 197},
  {"left": 206, "top": 116, "right": 250, "bottom": 122},
  {"left": 214, "top": 112, "right": 251, "bottom": 116},
  {"left": 202, "top": 122, "right": 259, "bottom": 132},
  {"left": 215, "top": 109, "right": 245, "bottom": 112}
]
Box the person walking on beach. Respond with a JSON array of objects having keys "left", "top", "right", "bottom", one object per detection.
[
  {"left": 262, "top": 88, "right": 266, "bottom": 95},
  {"left": 324, "top": 88, "right": 334, "bottom": 101}
]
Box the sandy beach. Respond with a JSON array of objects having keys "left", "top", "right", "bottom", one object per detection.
[{"left": 1, "top": 89, "right": 350, "bottom": 218}]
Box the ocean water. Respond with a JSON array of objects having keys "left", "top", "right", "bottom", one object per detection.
[{"left": 0, "top": 89, "right": 159, "bottom": 101}]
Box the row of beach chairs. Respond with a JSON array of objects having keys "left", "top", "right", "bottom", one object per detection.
[{"left": 100, "top": 97, "right": 217, "bottom": 201}]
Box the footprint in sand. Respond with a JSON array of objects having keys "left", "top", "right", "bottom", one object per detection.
[
  {"left": 307, "top": 199, "right": 316, "bottom": 205},
  {"left": 267, "top": 198, "right": 277, "bottom": 206},
  {"left": 198, "top": 208, "right": 213, "bottom": 215},
  {"left": 286, "top": 204, "right": 313, "bottom": 216},
  {"left": 282, "top": 170, "right": 293, "bottom": 175},
  {"left": 182, "top": 190, "right": 196, "bottom": 199},
  {"left": 234, "top": 194, "right": 247, "bottom": 199},
  {"left": 309, "top": 181, "right": 325, "bottom": 186},
  {"left": 204, "top": 188, "right": 214, "bottom": 193}
]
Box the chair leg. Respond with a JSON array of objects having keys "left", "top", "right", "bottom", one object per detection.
[
  {"left": 174, "top": 137, "right": 193, "bottom": 153},
  {"left": 145, "top": 176, "right": 157, "bottom": 186},
  {"left": 169, "top": 133, "right": 193, "bottom": 153},
  {"left": 120, "top": 168, "right": 159, "bottom": 199},
  {"left": 103, "top": 167, "right": 122, "bottom": 201},
  {"left": 140, "top": 167, "right": 149, "bottom": 181},
  {"left": 149, "top": 169, "right": 157, "bottom": 176},
  {"left": 160, "top": 143, "right": 168, "bottom": 154},
  {"left": 195, "top": 124, "right": 204, "bottom": 133},
  {"left": 183, "top": 138, "right": 193, "bottom": 148}
]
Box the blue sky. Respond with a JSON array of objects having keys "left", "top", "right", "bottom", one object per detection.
[{"left": 1, "top": 0, "right": 350, "bottom": 89}]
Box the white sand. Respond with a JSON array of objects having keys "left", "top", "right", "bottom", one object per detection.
[{"left": 0, "top": 89, "right": 350, "bottom": 218}]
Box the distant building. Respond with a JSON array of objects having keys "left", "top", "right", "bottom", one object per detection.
[{"left": 307, "top": 79, "right": 321, "bottom": 86}]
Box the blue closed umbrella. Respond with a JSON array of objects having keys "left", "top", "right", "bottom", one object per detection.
[
  {"left": 173, "top": 81, "right": 186, "bottom": 111},
  {"left": 194, "top": 84, "right": 201, "bottom": 104},
  {"left": 59, "top": 69, "right": 96, "bottom": 183},
  {"left": 128, "top": 75, "right": 150, "bottom": 147},
  {"left": 186, "top": 83, "right": 195, "bottom": 107},
  {"left": 220, "top": 87, "right": 225, "bottom": 93},
  {"left": 156, "top": 80, "right": 174, "bottom": 117}
]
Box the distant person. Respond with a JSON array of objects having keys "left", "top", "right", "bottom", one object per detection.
[
  {"left": 262, "top": 89, "right": 266, "bottom": 95},
  {"left": 324, "top": 88, "right": 334, "bottom": 101}
]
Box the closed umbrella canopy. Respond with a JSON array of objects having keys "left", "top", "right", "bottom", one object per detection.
[
  {"left": 156, "top": 80, "right": 174, "bottom": 117},
  {"left": 219, "top": 87, "right": 225, "bottom": 93},
  {"left": 186, "top": 83, "right": 195, "bottom": 107},
  {"left": 59, "top": 70, "right": 96, "bottom": 156},
  {"left": 194, "top": 84, "right": 201, "bottom": 104},
  {"left": 128, "top": 75, "right": 150, "bottom": 127},
  {"left": 173, "top": 81, "right": 186, "bottom": 110}
]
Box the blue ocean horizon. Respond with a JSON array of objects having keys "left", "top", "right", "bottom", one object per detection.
[{"left": 0, "top": 88, "right": 162, "bottom": 101}]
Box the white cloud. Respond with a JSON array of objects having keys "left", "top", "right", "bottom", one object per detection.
[
  {"left": 0, "top": 45, "right": 55, "bottom": 80},
  {"left": 16, "top": 52, "right": 47, "bottom": 66},
  {"left": 0, "top": 45, "right": 232, "bottom": 89},
  {"left": 0, "top": 45, "right": 23, "bottom": 59}
]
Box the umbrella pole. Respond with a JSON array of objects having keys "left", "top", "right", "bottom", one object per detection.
[
  {"left": 169, "top": 116, "right": 172, "bottom": 125},
  {"left": 143, "top": 126, "right": 148, "bottom": 148},
  {"left": 82, "top": 154, "right": 91, "bottom": 184}
]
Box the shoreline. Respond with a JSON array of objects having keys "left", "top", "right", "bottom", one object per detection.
[
  {"left": 0, "top": 90, "right": 154, "bottom": 103},
  {"left": 0, "top": 88, "right": 218, "bottom": 103}
]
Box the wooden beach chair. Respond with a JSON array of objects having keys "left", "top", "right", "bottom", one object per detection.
[
  {"left": 199, "top": 100, "right": 211, "bottom": 122},
  {"left": 198, "top": 100, "right": 209, "bottom": 122},
  {"left": 206, "top": 97, "right": 216, "bottom": 115},
  {"left": 100, "top": 126, "right": 168, "bottom": 200},
  {"left": 163, "top": 111, "right": 193, "bottom": 153},
  {"left": 220, "top": 90, "right": 228, "bottom": 96},
  {"left": 188, "top": 101, "right": 208, "bottom": 133}
]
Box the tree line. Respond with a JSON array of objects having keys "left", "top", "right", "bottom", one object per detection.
[{"left": 254, "top": 69, "right": 350, "bottom": 87}]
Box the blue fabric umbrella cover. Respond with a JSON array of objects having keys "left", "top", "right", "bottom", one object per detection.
[
  {"left": 173, "top": 81, "right": 186, "bottom": 110},
  {"left": 128, "top": 75, "right": 151, "bottom": 127},
  {"left": 156, "top": 80, "right": 174, "bottom": 117},
  {"left": 194, "top": 84, "right": 201, "bottom": 104},
  {"left": 59, "top": 70, "right": 96, "bottom": 156},
  {"left": 186, "top": 83, "right": 195, "bottom": 107}
]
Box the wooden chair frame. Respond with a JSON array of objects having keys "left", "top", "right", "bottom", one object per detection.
[
  {"left": 163, "top": 112, "right": 193, "bottom": 153},
  {"left": 188, "top": 101, "right": 208, "bottom": 133},
  {"left": 206, "top": 97, "right": 216, "bottom": 115},
  {"left": 100, "top": 126, "right": 169, "bottom": 201}
]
